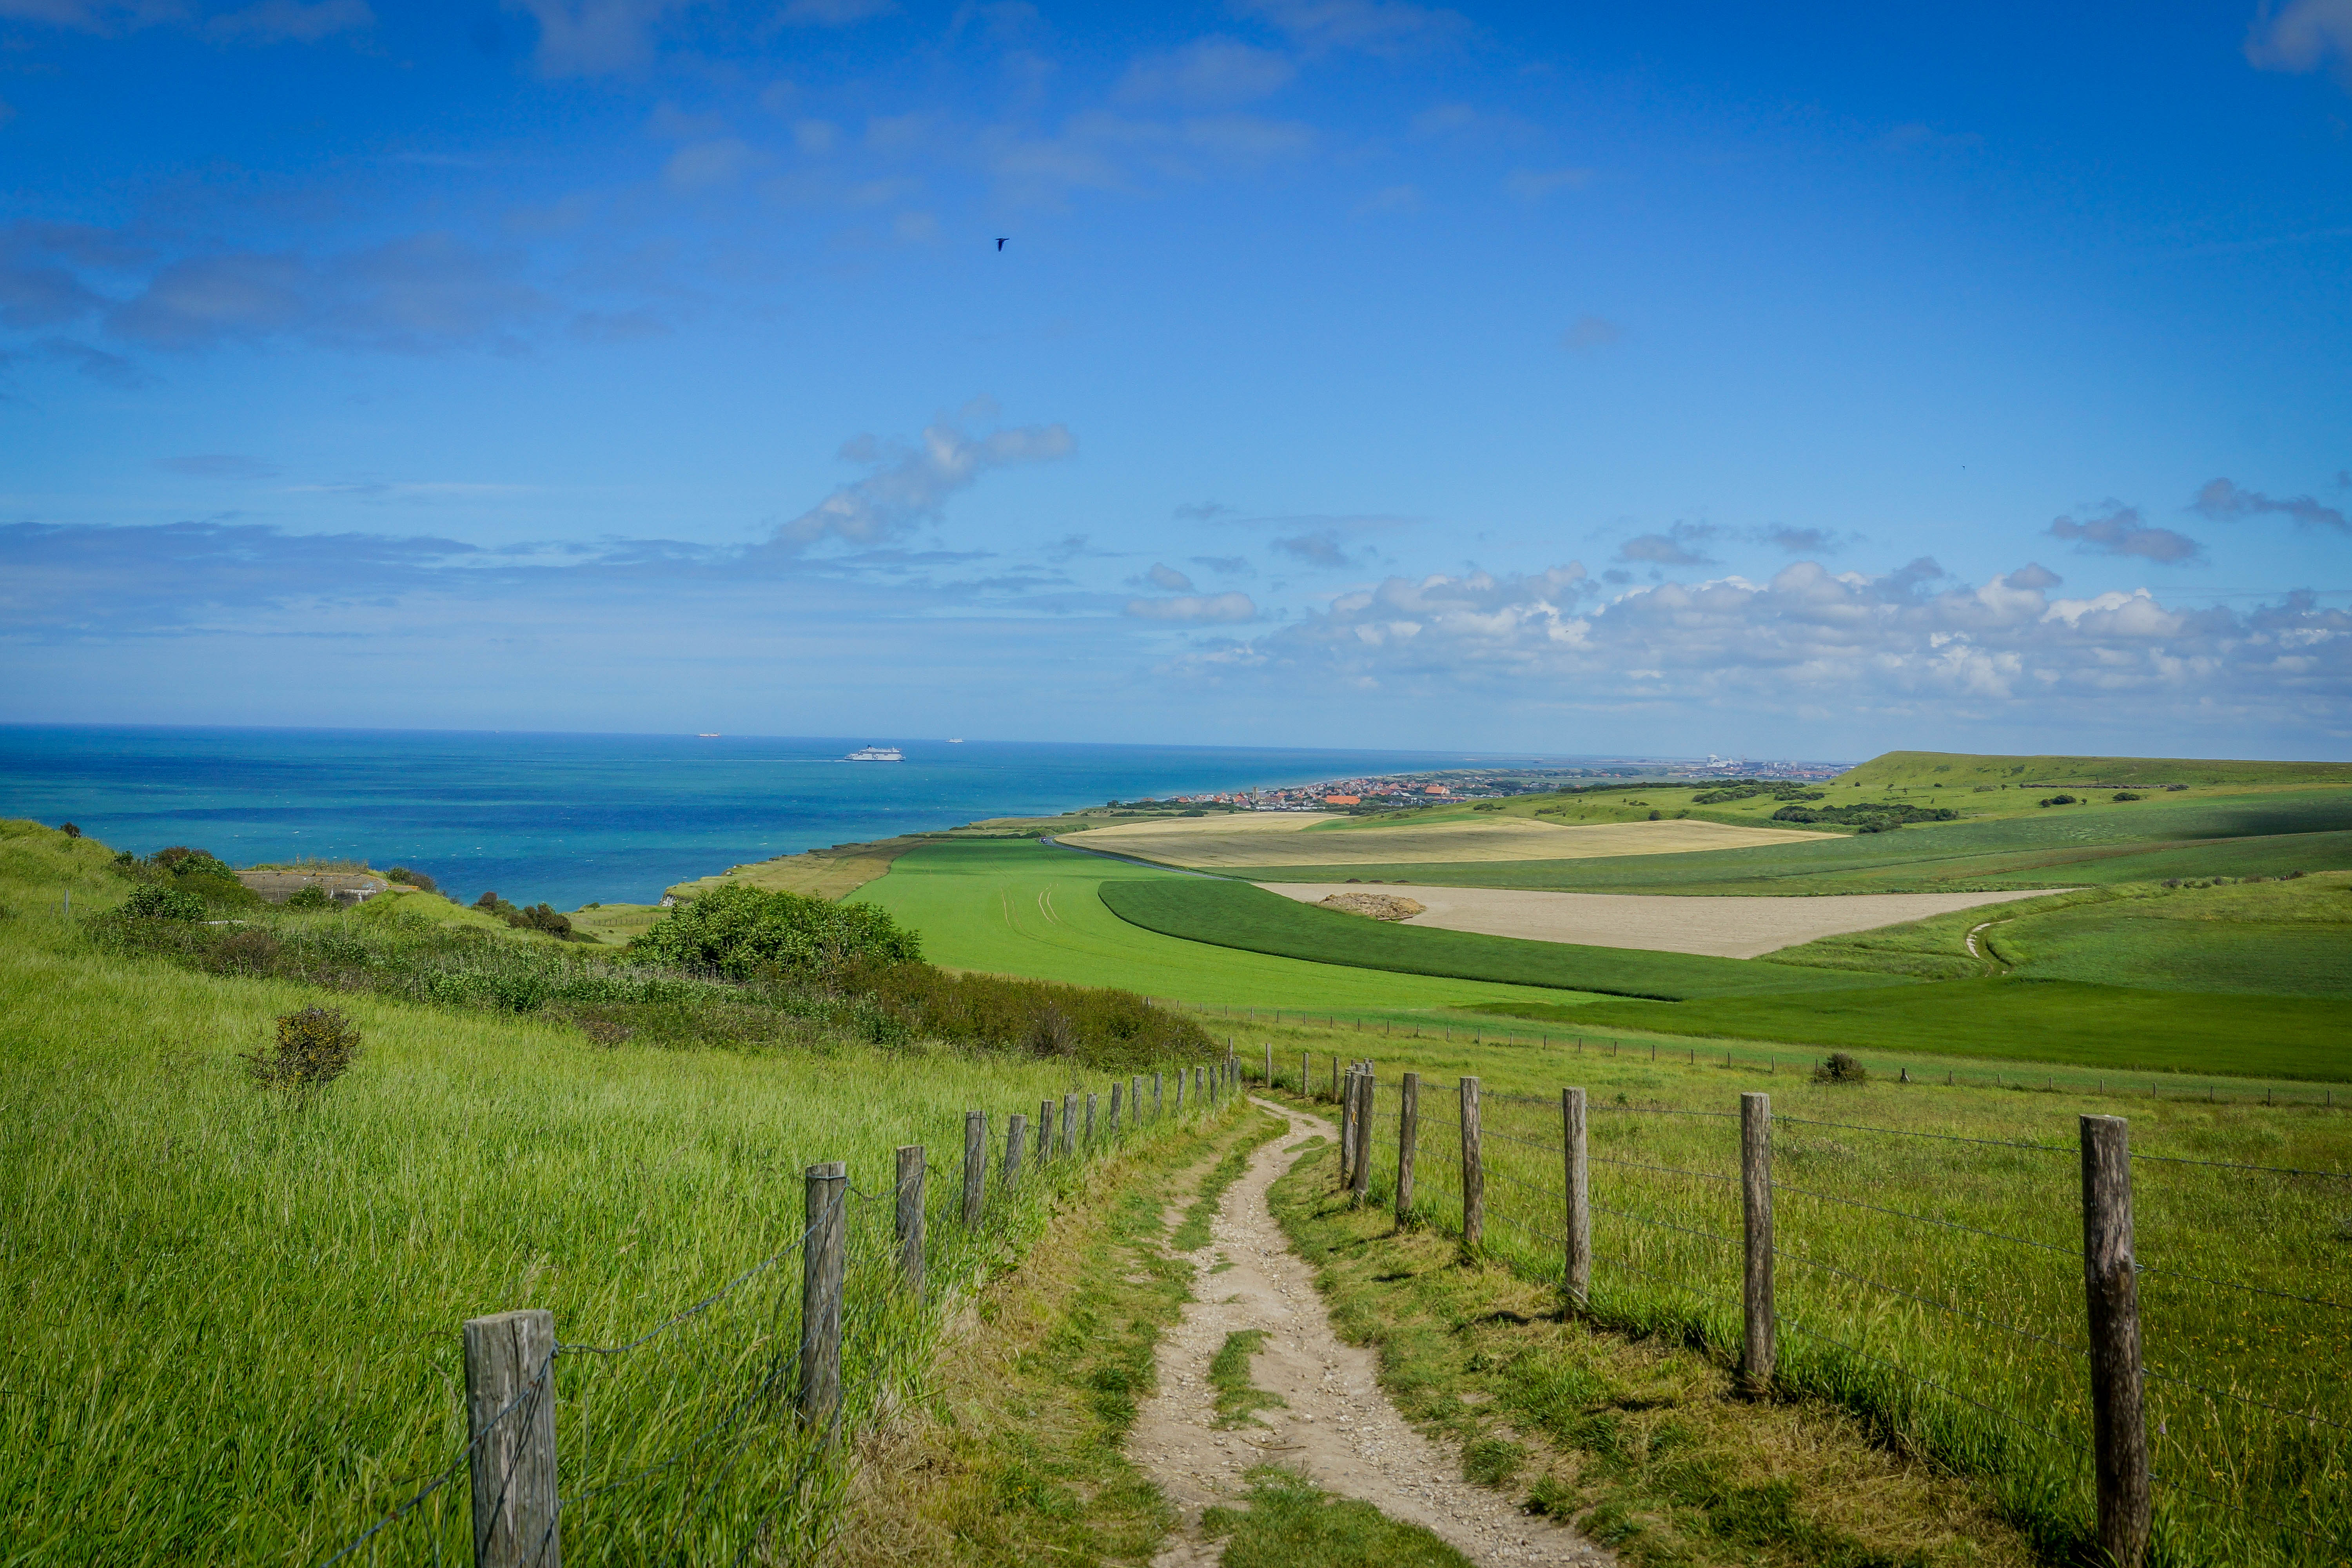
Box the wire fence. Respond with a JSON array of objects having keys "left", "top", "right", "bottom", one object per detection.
[
  {"left": 311, "top": 1053, "right": 1251, "bottom": 1567},
  {"left": 1255, "top": 1054, "right": 2351, "bottom": 1568},
  {"left": 1156, "top": 996, "right": 2351, "bottom": 1109}
]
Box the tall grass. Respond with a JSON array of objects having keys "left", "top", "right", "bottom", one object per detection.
[
  {"left": 0, "top": 907, "right": 1225, "bottom": 1564},
  {"left": 1304, "top": 1060, "right": 2351, "bottom": 1566}
]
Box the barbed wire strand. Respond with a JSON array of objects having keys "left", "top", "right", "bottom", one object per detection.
[{"left": 1772, "top": 1114, "right": 2071, "bottom": 1154}]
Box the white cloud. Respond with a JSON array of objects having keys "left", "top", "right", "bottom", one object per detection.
[
  {"left": 1145, "top": 562, "right": 1196, "bottom": 592},
  {"left": 1180, "top": 558, "right": 2349, "bottom": 731},
  {"left": 1117, "top": 36, "right": 1294, "bottom": 106},
  {"left": 2246, "top": 0, "right": 2352, "bottom": 85},
  {"left": 1616, "top": 522, "right": 1715, "bottom": 566},
  {"left": 772, "top": 410, "right": 1076, "bottom": 550},
  {"left": 1125, "top": 590, "right": 1258, "bottom": 622}
]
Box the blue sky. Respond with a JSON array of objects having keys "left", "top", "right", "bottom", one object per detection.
[{"left": 2, "top": 0, "right": 2349, "bottom": 759}]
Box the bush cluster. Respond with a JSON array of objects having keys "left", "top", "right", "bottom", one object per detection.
[
  {"left": 2038, "top": 794, "right": 2080, "bottom": 807},
  {"left": 123, "top": 884, "right": 209, "bottom": 921},
  {"left": 631, "top": 883, "right": 920, "bottom": 984},
  {"left": 385, "top": 866, "right": 438, "bottom": 893},
  {"left": 1812, "top": 1051, "right": 1869, "bottom": 1085},
  {"left": 1770, "top": 802, "right": 1958, "bottom": 832},
  {"left": 244, "top": 1005, "right": 362, "bottom": 1094},
  {"left": 1691, "top": 783, "right": 1826, "bottom": 806},
  {"left": 114, "top": 844, "right": 258, "bottom": 913},
  {"left": 473, "top": 891, "right": 588, "bottom": 941},
  {"left": 285, "top": 885, "right": 335, "bottom": 910}
]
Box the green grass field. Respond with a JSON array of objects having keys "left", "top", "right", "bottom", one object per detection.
[
  {"left": 1840, "top": 749, "right": 2352, "bottom": 790},
  {"left": 1095, "top": 877, "right": 1911, "bottom": 1002},
  {"left": 1251, "top": 1034, "right": 2352, "bottom": 1565},
  {"left": 851, "top": 839, "right": 1591, "bottom": 1012},
  {"left": 0, "top": 826, "right": 1222, "bottom": 1565},
  {"left": 1232, "top": 788, "right": 2352, "bottom": 893},
  {"left": 1484, "top": 978, "right": 2352, "bottom": 1080}
]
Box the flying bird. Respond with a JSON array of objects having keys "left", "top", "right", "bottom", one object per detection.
[{"left": 996, "top": 237, "right": 1008, "bottom": 250}]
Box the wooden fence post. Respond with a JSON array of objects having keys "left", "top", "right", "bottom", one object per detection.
[
  {"left": 961, "top": 1111, "right": 985, "bottom": 1228},
  {"left": 1740, "top": 1093, "right": 1774, "bottom": 1392},
  {"left": 1004, "top": 1112, "right": 1026, "bottom": 1185},
  {"left": 1345, "top": 1067, "right": 1364, "bottom": 1175},
  {"left": 1396, "top": 1072, "right": 1419, "bottom": 1223},
  {"left": 1132, "top": 1076, "right": 1143, "bottom": 1127},
  {"left": 1085, "top": 1092, "right": 1098, "bottom": 1148},
  {"left": 1349, "top": 1071, "right": 1372, "bottom": 1204},
  {"left": 898, "top": 1144, "right": 928, "bottom": 1301},
  {"left": 463, "top": 1308, "right": 557, "bottom": 1568},
  {"left": 798, "top": 1160, "right": 847, "bottom": 1436},
  {"left": 1061, "top": 1094, "right": 1077, "bottom": 1157},
  {"left": 1109, "top": 1080, "right": 1123, "bottom": 1135},
  {"left": 1300, "top": 1051, "right": 1309, "bottom": 1095},
  {"left": 1039, "top": 1099, "right": 1055, "bottom": 1164},
  {"left": 1460, "top": 1077, "right": 1483, "bottom": 1250},
  {"left": 2081, "top": 1115, "right": 2152, "bottom": 1568},
  {"left": 1563, "top": 1087, "right": 1590, "bottom": 1306},
  {"left": 1265, "top": 1041, "right": 1272, "bottom": 1088},
  {"left": 1154, "top": 1070, "right": 1163, "bottom": 1120}
]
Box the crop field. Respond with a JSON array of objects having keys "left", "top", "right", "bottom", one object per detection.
[
  {"left": 851, "top": 838, "right": 1581, "bottom": 1012},
  {"left": 1256, "top": 881, "right": 2061, "bottom": 958},
  {"left": 1096, "top": 877, "right": 1911, "bottom": 1002},
  {"left": 1234, "top": 788, "right": 2352, "bottom": 893},
  {"left": 1259, "top": 1035, "right": 2352, "bottom": 1565},
  {"left": 1060, "top": 813, "right": 1815, "bottom": 868}
]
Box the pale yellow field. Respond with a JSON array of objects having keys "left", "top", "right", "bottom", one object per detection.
[
  {"left": 1259, "top": 882, "right": 2064, "bottom": 958},
  {"left": 1056, "top": 814, "right": 1819, "bottom": 868}
]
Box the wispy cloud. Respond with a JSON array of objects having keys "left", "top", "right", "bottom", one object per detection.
[
  {"left": 1616, "top": 522, "right": 1715, "bottom": 567},
  {"left": 1559, "top": 314, "right": 1621, "bottom": 352},
  {"left": 769, "top": 406, "right": 1076, "bottom": 551},
  {"left": 1123, "top": 590, "right": 1258, "bottom": 622},
  {"left": 1235, "top": 0, "right": 1468, "bottom": 56},
  {"left": 2245, "top": 0, "right": 2352, "bottom": 87},
  {"left": 2193, "top": 476, "right": 2349, "bottom": 533},
  {"left": 2047, "top": 503, "right": 2203, "bottom": 563},
  {"left": 1116, "top": 36, "right": 1295, "bottom": 106}
]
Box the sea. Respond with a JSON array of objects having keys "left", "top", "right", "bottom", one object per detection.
[{"left": 0, "top": 726, "right": 1534, "bottom": 909}]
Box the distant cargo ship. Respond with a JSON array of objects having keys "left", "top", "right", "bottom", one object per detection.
[{"left": 844, "top": 744, "right": 904, "bottom": 762}]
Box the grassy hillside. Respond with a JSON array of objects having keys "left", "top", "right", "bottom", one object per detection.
[
  {"left": 1096, "top": 877, "right": 1911, "bottom": 1002},
  {"left": 0, "top": 830, "right": 1222, "bottom": 1564},
  {"left": 851, "top": 839, "right": 1589, "bottom": 1013},
  {"left": 1841, "top": 749, "right": 2352, "bottom": 790}
]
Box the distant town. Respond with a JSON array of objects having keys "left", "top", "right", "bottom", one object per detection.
[{"left": 1109, "top": 755, "right": 1853, "bottom": 814}]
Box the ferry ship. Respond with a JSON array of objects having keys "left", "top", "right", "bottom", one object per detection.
[{"left": 844, "top": 744, "right": 904, "bottom": 762}]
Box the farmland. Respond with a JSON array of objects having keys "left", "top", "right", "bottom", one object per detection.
[{"left": 850, "top": 838, "right": 1579, "bottom": 1012}]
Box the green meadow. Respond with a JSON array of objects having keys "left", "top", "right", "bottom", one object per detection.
[
  {"left": 1251, "top": 1026, "right": 2352, "bottom": 1566},
  {"left": 851, "top": 838, "right": 1580, "bottom": 1013}
]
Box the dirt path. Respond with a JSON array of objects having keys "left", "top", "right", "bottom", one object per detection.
[{"left": 1132, "top": 1097, "right": 1608, "bottom": 1567}]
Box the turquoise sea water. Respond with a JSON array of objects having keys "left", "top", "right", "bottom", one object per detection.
[{"left": 0, "top": 726, "right": 1497, "bottom": 908}]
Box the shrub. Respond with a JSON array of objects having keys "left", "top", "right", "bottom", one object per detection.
[
  {"left": 385, "top": 866, "right": 438, "bottom": 893},
  {"left": 1812, "top": 1051, "right": 1869, "bottom": 1085},
  {"left": 123, "top": 884, "right": 207, "bottom": 921},
  {"left": 60, "top": 822, "right": 80, "bottom": 838},
  {"left": 2164, "top": 783, "right": 2188, "bottom": 791},
  {"left": 2112, "top": 791, "right": 2143, "bottom": 802},
  {"left": 2038, "top": 794, "right": 2079, "bottom": 807},
  {"left": 245, "top": 1006, "right": 362, "bottom": 1094},
  {"left": 632, "top": 882, "right": 921, "bottom": 984},
  {"left": 285, "top": 886, "right": 334, "bottom": 910}
]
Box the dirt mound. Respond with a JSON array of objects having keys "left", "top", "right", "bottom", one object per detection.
[{"left": 1316, "top": 892, "right": 1426, "bottom": 922}]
